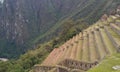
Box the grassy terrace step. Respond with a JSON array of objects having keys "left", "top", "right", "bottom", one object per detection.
[
  {"left": 53, "top": 47, "right": 66, "bottom": 65},
  {"left": 49, "top": 48, "right": 61, "bottom": 65},
  {"left": 54, "top": 41, "right": 70, "bottom": 64},
  {"left": 98, "top": 22, "right": 104, "bottom": 28},
  {"left": 105, "top": 26, "right": 120, "bottom": 52},
  {"left": 74, "top": 34, "right": 79, "bottom": 43},
  {"left": 70, "top": 42, "right": 78, "bottom": 59},
  {"left": 88, "top": 31, "right": 98, "bottom": 62},
  {"left": 94, "top": 28, "right": 106, "bottom": 60},
  {"left": 110, "top": 15, "right": 118, "bottom": 19},
  {"left": 71, "top": 69, "right": 86, "bottom": 72},
  {"left": 88, "top": 53, "right": 120, "bottom": 72},
  {"left": 64, "top": 39, "right": 74, "bottom": 59},
  {"left": 65, "top": 39, "right": 72, "bottom": 48},
  {"left": 99, "top": 28, "right": 116, "bottom": 55},
  {"left": 110, "top": 23, "right": 120, "bottom": 35},
  {"left": 115, "top": 19, "right": 120, "bottom": 27},
  {"left": 53, "top": 47, "right": 68, "bottom": 65},
  {"left": 56, "top": 65, "right": 69, "bottom": 72},
  {"left": 76, "top": 33, "right": 83, "bottom": 61},
  {"left": 58, "top": 59, "right": 98, "bottom": 71},
  {"left": 49, "top": 68, "right": 57, "bottom": 72},
  {"left": 56, "top": 65, "right": 86, "bottom": 72},
  {"left": 34, "top": 65, "right": 55, "bottom": 72},
  {"left": 55, "top": 39, "right": 74, "bottom": 64},
  {"left": 70, "top": 35, "right": 79, "bottom": 59},
  {"left": 107, "top": 16, "right": 115, "bottom": 23},
  {"left": 42, "top": 48, "right": 59, "bottom": 66},
  {"left": 101, "top": 20, "right": 109, "bottom": 26},
  {"left": 58, "top": 37, "right": 74, "bottom": 61},
  {"left": 82, "top": 32, "right": 89, "bottom": 62},
  {"left": 99, "top": 27, "right": 110, "bottom": 55}
]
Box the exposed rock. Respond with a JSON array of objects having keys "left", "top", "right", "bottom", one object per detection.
[{"left": 112, "top": 65, "right": 120, "bottom": 70}]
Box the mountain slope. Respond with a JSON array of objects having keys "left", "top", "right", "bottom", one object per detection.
[
  {"left": 33, "top": 11, "right": 120, "bottom": 72},
  {"left": 0, "top": 2, "right": 120, "bottom": 72},
  {"left": 0, "top": 0, "right": 120, "bottom": 59}
]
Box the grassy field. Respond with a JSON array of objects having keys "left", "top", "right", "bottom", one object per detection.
[{"left": 88, "top": 53, "right": 120, "bottom": 72}]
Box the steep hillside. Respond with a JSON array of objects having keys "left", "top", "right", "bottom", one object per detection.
[
  {"left": 0, "top": 3, "right": 120, "bottom": 72},
  {"left": 0, "top": 0, "right": 120, "bottom": 59},
  {"left": 33, "top": 9, "right": 120, "bottom": 72}
]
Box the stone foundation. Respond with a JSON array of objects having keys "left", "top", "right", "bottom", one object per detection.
[
  {"left": 33, "top": 65, "right": 54, "bottom": 72},
  {"left": 58, "top": 59, "right": 98, "bottom": 71}
]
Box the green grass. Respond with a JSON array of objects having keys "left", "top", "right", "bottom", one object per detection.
[
  {"left": 82, "top": 36, "right": 89, "bottom": 62},
  {"left": 70, "top": 43, "right": 78, "bottom": 59},
  {"left": 89, "top": 33, "right": 98, "bottom": 62},
  {"left": 108, "top": 27, "right": 120, "bottom": 38},
  {"left": 88, "top": 53, "right": 120, "bottom": 72},
  {"left": 94, "top": 30, "right": 106, "bottom": 59},
  {"left": 99, "top": 28, "right": 116, "bottom": 54},
  {"left": 116, "top": 19, "right": 120, "bottom": 23},
  {"left": 101, "top": 21, "right": 109, "bottom": 25},
  {"left": 107, "top": 17, "right": 114, "bottom": 23},
  {"left": 49, "top": 68, "right": 56, "bottom": 72},
  {"left": 76, "top": 39, "right": 83, "bottom": 61},
  {"left": 65, "top": 44, "right": 73, "bottom": 59},
  {"left": 111, "top": 24, "right": 120, "bottom": 30}
]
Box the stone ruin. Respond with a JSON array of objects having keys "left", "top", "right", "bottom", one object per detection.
[{"left": 58, "top": 59, "right": 98, "bottom": 71}]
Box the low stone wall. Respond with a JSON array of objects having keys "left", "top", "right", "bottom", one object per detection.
[
  {"left": 49, "top": 68, "right": 57, "bottom": 72},
  {"left": 56, "top": 66, "right": 69, "bottom": 72},
  {"left": 33, "top": 65, "right": 54, "bottom": 72},
  {"left": 58, "top": 59, "right": 98, "bottom": 71},
  {"left": 56, "top": 65, "right": 86, "bottom": 72}
]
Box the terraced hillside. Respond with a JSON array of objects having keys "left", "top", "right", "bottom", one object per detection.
[
  {"left": 33, "top": 11, "right": 120, "bottom": 72},
  {"left": 1, "top": 0, "right": 120, "bottom": 58}
]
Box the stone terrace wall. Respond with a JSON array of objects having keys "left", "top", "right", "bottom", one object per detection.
[
  {"left": 33, "top": 65, "right": 54, "bottom": 72},
  {"left": 58, "top": 59, "right": 98, "bottom": 71}
]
